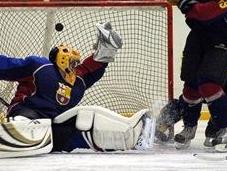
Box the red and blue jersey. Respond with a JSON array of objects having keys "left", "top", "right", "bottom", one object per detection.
[
  {"left": 0, "top": 54, "right": 107, "bottom": 118},
  {"left": 185, "top": 0, "right": 227, "bottom": 44}
]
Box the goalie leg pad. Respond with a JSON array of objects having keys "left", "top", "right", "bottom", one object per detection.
[
  {"left": 0, "top": 117, "right": 52, "bottom": 158},
  {"left": 54, "top": 106, "right": 155, "bottom": 151},
  {"left": 76, "top": 106, "right": 144, "bottom": 151},
  {"left": 54, "top": 106, "right": 154, "bottom": 151}
]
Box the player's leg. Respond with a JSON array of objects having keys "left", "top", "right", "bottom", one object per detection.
[
  {"left": 0, "top": 114, "right": 52, "bottom": 158},
  {"left": 51, "top": 117, "right": 90, "bottom": 152},
  {"left": 0, "top": 105, "right": 53, "bottom": 158},
  {"left": 174, "top": 88, "right": 203, "bottom": 149},
  {"left": 155, "top": 92, "right": 202, "bottom": 146},
  {"left": 174, "top": 30, "right": 203, "bottom": 149},
  {"left": 7, "top": 105, "right": 90, "bottom": 153},
  {"left": 8, "top": 104, "right": 49, "bottom": 119},
  {"left": 53, "top": 106, "right": 156, "bottom": 152},
  {"left": 203, "top": 118, "right": 220, "bottom": 147},
  {"left": 7, "top": 105, "right": 90, "bottom": 154},
  {"left": 198, "top": 43, "right": 227, "bottom": 150},
  {"left": 203, "top": 79, "right": 227, "bottom": 148}
]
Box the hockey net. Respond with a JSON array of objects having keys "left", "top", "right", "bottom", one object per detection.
[{"left": 0, "top": 0, "right": 173, "bottom": 115}]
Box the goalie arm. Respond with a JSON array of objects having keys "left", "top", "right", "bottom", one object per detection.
[
  {"left": 0, "top": 55, "right": 44, "bottom": 81},
  {"left": 75, "top": 56, "right": 108, "bottom": 89}
]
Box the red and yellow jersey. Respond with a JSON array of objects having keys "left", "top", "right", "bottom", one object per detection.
[
  {"left": 186, "top": 0, "right": 227, "bottom": 21},
  {"left": 184, "top": 0, "right": 227, "bottom": 44}
]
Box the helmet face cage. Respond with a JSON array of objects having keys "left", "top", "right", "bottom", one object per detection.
[{"left": 55, "top": 44, "right": 81, "bottom": 73}]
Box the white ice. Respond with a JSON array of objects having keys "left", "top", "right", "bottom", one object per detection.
[{"left": 0, "top": 121, "right": 227, "bottom": 171}]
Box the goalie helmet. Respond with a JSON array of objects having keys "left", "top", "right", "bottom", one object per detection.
[{"left": 49, "top": 44, "right": 81, "bottom": 73}]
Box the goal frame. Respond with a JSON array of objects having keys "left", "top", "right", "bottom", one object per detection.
[{"left": 0, "top": 0, "right": 173, "bottom": 100}]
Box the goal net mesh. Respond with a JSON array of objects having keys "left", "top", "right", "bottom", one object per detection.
[{"left": 0, "top": 2, "right": 172, "bottom": 115}]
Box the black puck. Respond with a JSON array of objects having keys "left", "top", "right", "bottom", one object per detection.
[{"left": 55, "top": 23, "right": 64, "bottom": 32}]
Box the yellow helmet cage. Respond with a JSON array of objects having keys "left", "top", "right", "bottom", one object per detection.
[{"left": 55, "top": 44, "right": 81, "bottom": 73}]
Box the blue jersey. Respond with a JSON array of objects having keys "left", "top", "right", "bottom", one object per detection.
[{"left": 0, "top": 54, "right": 107, "bottom": 119}]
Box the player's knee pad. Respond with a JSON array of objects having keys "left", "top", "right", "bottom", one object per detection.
[
  {"left": 0, "top": 116, "right": 52, "bottom": 158},
  {"left": 207, "top": 95, "right": 227, "bottom": 128},
  {"left": 199, "top": 82, "right": 227, "bottom": 128},
  {"left": 183, "top": 83, "right": 202, "bottom": 104},
  {"left": 54, "top": 106, "right": 155, "bottom": 151},
  {"left": 181, "top": 84, "right": 203, "bottom": 125},
  {"left": 198, "top": 82, "right": 224, "bottom": 102}
]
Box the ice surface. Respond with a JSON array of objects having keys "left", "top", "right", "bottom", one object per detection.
[{"left": 0, "top": 121, "right": 227, "bottom": 171}]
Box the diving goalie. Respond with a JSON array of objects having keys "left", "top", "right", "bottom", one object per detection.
[{"left": 0, "top": 22, "right": 156, "bottom": 158}]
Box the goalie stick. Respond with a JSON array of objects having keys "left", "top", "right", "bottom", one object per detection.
[{"left": 193, "top": 153, "right": 227, "bottom": 161}]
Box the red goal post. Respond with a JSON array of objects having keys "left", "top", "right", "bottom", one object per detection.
[{"left": 0, "top": 0, "right": 173, "bottom": 115}]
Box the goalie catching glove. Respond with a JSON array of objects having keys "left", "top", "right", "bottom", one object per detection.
[
  {"left": 93, "top": 22, "right": 123, "bottom": 63},
  {"left": 54, "top": 106, "right": 156, "bottom": 151}
]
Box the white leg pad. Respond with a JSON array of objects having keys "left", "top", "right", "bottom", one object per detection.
[
  {"left": 91, "top": 110, "right": 143, "bottom": 150},
  {"left": 54, "top": 105, "right": 151, "bottom": 151},
  {"left": 0, "top": 117, "right": 52, "bottom": 158}
]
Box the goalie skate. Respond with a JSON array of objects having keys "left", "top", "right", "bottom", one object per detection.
[{"left": 135, "top": 115, "right": 156, "bottom": 150}]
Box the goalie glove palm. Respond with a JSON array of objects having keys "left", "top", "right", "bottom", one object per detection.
[{"left": 93, "top": 22, "right": 123, "bottom": 63}]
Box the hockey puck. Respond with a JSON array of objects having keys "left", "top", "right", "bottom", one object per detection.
[{"left": 55, "top": 23, "right": 64, "bottom": 32}]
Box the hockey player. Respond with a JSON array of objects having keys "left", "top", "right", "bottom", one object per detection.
[
  {"left": 159, "top": 0, "right": 227, "bottom": 150},
  {"left": 0, "top": 22, "right": 155, "bottom": 158}
]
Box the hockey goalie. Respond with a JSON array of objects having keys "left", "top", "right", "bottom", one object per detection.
[
  {"left": 0, "top": 106, "right": 156, "bottom": 158},
  {"left": 0, "top": 22, "right": 156, "bottom": 158}
]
